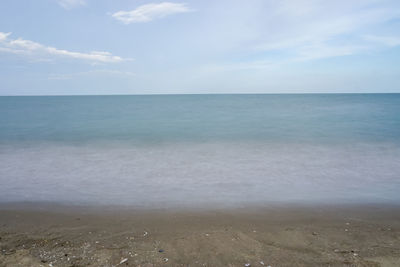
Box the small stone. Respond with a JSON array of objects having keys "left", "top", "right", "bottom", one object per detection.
[
  {"left": 163, "top": 258, "right": 169, "bottom": 262},
  {"left": 260, "top": 261, "right": 265, "bottom": 265},
  {"left": 4, "top": 250, "right": 15, "bottom": 255},
  {"left": 312, "top": 232, "right": 318, "bottom": 236},
  {"left": 245, "top": 263, "right": 251, "bottom": 267},
  {"left": 119, "top": 258, "right": 128, "bottom": 264}
]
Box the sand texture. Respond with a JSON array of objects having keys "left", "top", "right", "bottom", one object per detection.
[{"left": 1, "top": 204, "right": 400, "bottom": 266}]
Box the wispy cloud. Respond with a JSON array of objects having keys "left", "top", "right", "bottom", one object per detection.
[
  {"left": 363, "top": 35, "right": 400, "bottom": 47},
  {"left": 58, "top": 0, "right": 86, "bottom": 10},
  {"left": 48, "top": 70, "right": 136, "bottom": 80},
  {"left": 112, "top": 2, "right": 192, "bottom": 24},
  {"left": 0, "top": 32, "right": 127, "bottom": 63},
  {"left": 252, "top": 0, "right": 400, "bottom": 61}
]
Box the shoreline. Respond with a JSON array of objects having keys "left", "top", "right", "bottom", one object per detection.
[{"left": 1, "top": 203, "right": 400, "bottom": 266}]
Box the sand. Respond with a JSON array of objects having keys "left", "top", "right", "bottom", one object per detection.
[{"left": 1, "top": 203, "right": 400, "bottom": 267}]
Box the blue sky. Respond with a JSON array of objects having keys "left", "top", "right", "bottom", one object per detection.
[{"left": 0, "top": 0, "right": 400, "bottom": 95}]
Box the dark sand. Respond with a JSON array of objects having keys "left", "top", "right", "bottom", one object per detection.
[{"left": 1, "top": 204, "right": 400, "bottom": 267}]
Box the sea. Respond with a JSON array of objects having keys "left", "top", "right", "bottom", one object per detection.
[{"left": 0, "top": 94, "right": 399, "bottom": 208}]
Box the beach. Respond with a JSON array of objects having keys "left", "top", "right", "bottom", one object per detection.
[
  {"left": 1, "top": 204, "right": 400, "bottom": 266},
  {"left": 1, "top": 94, "right": 400, "bottom": 266},
  {"left": 2, "top": 0, "right": 400, "bottom": 264}
]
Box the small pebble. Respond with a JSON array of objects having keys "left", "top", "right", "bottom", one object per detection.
[
  {"left": 245, "top": 263, "right": 251, "bottom": 267},
  {"left": 119, "top": 258, "right": 128, "bottom": 264}
]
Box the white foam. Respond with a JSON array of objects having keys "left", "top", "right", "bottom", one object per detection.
[{"left": 1, "top": 142, "right": 399, "bottom": 208}]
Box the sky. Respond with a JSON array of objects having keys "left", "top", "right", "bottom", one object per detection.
[{"left": 0, "top": 0, "right": 400, "bottom": 95}]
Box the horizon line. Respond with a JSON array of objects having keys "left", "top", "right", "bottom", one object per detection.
[{"left": 1, "top": 92, "right": 400, "bottom": 97}]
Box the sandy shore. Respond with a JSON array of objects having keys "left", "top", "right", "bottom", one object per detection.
[{"left": 1, "top": 204, "right": 400, "bottom": 267}]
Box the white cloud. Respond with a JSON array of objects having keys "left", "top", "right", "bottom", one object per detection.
[
  {"left": 112, "top": 2, "right": 192, "bottom": 24},
  {"left": 58, "top": 0, "right": 86, "bottom": 10},
  {"left": 0, "top": 32, "right": 11, "bottom": 42},
  {"left": 0, "top": 32, "right": 127, "bottom": 63}
]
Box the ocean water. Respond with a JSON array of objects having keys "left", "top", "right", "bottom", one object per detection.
[{"left": 0, "top": 94, "right": 399, "bottom": 208}]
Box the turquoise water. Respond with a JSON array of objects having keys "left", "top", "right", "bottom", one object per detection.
[
  {"left": 0, "top": 94, "right": 399, "bottom": 207},
  {"left": 1, "top": 94, "right": 399, "bottom": 144}
]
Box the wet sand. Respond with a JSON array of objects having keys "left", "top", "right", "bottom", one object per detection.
[{"left": 1, "top": 203, "right": 400, "bottom": 266}]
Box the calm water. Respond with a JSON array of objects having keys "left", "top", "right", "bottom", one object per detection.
[{"left": 0, "top": 94, "right": 399, "bottom": 207}]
